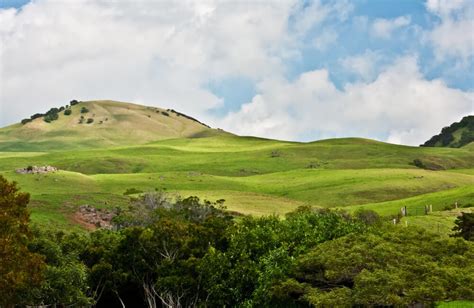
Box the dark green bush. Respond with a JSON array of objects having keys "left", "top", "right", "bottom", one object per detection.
[
  {"left": 64, "top": 109, "right": 72, "bottom": 116},
  {"left": 80, "top": 107, "right": 89, "bottom": 114},
  {"left": 123, "top": 188, "right": 144, "bottom": 195},
  {"left": 86, "top": 118, "right": 94, "bottom": 124}
]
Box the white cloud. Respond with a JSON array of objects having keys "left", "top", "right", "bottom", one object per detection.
[
  {"left": 217, "top": 56, "right": 473, "bottom": 145},
  {"left": 425, "top": 0, "right": 474, "bottom": 61},
  {"left": 313, "top": 29, "right": 338, "bottom": 51},
  {"left": 339, "top": 50, "right": 384, "bottom": 81},
  {"left": 0, "top": 0, "right": 309, "bottom": 126},
  {"left": 0, "top": 0, "right": 472, "bottom": 146},
  {"left": 371, "top": 16, "right": 411, "bottom": 39}
]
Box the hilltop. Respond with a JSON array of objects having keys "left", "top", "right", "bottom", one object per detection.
[
  {"left": 422, "top": 115, "right": 474, "bottom": 148},
  {"left": 0, "top": 100, "right": 226, "bottom": 151}
]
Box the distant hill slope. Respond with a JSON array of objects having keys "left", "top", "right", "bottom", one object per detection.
[
  {"left": 0, "top": 100, "right": 228, "bottom": 151},
  {"left": 421, "top": 115, "right": 474, "bottom": 148}
]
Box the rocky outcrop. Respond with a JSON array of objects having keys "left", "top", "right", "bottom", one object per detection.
[
  {"left": 76, "top": 205, "right": 115, "bottom": 229},
  {"left": 16, "top": 165, "right": 58, "bottom": 174}
]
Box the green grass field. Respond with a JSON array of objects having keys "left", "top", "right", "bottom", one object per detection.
[{"left": 1, "top": 101, "right": 473, "bottom": 229}]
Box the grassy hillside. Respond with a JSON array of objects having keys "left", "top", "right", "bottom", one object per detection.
[
  {"left": 0, "top": 100, "right": 225, "bottom": 151},
  {"left": 0, "top": 101, "right": 473, "bottom": 229}
]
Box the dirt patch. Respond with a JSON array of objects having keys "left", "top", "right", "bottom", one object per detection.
[{"left": 73, "top": 205, "right": 116, "bottom": 230}]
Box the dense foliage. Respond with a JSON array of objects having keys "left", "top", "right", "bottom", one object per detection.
[
  {"left": 0, "top": 176, "right": 45, "bottom": 306},
  {"left": 422, "top": 115, "right": 474, "bottom": 148},
  {"left": 272, "top": 227, "right": 474, "bottom": 306},
  {"left": 1, "top": 179, "right": 473, "bottom": 307},
  {"left": 452, "top": 212, "right": 474, "bottom": 241}
]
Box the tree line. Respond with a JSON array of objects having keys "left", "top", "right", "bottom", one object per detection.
[{"left": 1, "top": 175, "right": 473, "bottom": 307}]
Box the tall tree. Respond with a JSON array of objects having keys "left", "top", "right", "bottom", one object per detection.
[{"left": 0, "top": 176, "right": 45, "bottom": 306}]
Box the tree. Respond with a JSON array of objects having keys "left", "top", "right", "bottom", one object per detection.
[
  {"left": 26, "top": 228, "right": 93, "bottom": 306},
  {"left": 201, "top": 207, "right": 365, "bottom": 307},
  {"left": 0, "top": 176, "right": 45, "bottom": 306},
  {"left": 273, "top": 226, "right": 474, "bottom": 306},
  {"left": 452, "top": 212, "right": 474, "bottom": 241}
]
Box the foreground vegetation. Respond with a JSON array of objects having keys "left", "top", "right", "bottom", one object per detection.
[{"left": 1, "top": 176, "right": 473, "bottom": 307}]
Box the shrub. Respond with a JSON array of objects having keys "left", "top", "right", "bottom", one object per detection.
[
  {"left": 21, "top": 118, "right": 32, "bottom": 125},
  {"left": 80, "top": 107, "right": 89, "bottom": 114},
  {"left": 413, "top": 159, "right": 425, "bottom": 169},
  {"left": 44, "top": 112, "right": 59, "bottom": 123},
  {"left": 86, "top": 118, "right": 94, "bottom": 124},
  {"left": 123, "top": 188, "right": 144, "bottom": 196},
  {"left": 161, "top": 111, "right": 170, "bottom": 116},
  {"left": 64, "top": 109, "right": 72, "bottom": 116},
  {"left": 30, "top": 113, "right": 44, "bottom": 120},
  {"left": 70, "top": 100, "right": 79, "bottom": 106},
  {"left": 452, "top": 212, "right": 474, "bottom": 241}
]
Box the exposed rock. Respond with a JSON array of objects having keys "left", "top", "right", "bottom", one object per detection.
[
  {"left": 16, "top": 165, "right": 58, "bottom": 174},
  {"left": 76, "top": 205, "right": 116, "bottom": 229}
]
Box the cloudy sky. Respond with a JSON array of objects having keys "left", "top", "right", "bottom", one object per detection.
[{"left": 0, "top": 0, "right": 473, "bottom": 145}]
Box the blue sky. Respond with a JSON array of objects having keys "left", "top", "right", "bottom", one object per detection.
[{"left": 0, "top": 0, "right": 472, "bottom": 145}]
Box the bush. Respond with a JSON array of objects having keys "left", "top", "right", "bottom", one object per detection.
[
  {"left": 44, "top": 112, "right": 59, "bottom": 123},
  {"left": 21, "top": 118, "right": 32, "bottom": 125},
  {"left": 161, "top": 111, "right": 170, "bottom": 116},
  {"left": 70, "top": 100, "right": 79, "bottom": 106},
  {"left": 86, "top": 118, "right": 94, "bottom": 124},
  {"left": 123, "top": 188, "right": 144, "bottom": 196},
  {"left": 80, "top": 107, "right": 89, "bottom": 114},
  {"left": 413, "top": 159, "right": 425, "bottom": 169},
  {"left": 64, "top": 109, "right": 72, "bottom": 116}
]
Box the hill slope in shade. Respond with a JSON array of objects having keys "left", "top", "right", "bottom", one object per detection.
[
  {"left": 0, "top": 100, "right": 227, "bottom": 151},
  {"left": 422, "top": 115, "right": 474, "bottom": 148}
]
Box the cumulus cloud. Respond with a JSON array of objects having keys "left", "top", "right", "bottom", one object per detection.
[
  {"left": 339, "top": 50, "right": 384, "bottom": 81},
  {"left": 218, "top": 56, "right": 473, "bottom": 145},
  {"left": 425, "top": 0, "right": 474, "bottom": 61},
  {"left": 0, "top": 0, "right": 303, "bottom": 125},
  {"left": 0, "top": 0, "right": 472, "bottom": 146},
  {"left": 371, "top": 16, "right": 411, "bottom": 39},
  {"left": 313, "top": 29, "right": 338, "bottom": 51}
]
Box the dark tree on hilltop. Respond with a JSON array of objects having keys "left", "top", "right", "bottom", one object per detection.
[{"left": 422, "top": 115, "right": 474, "bottom": 147}]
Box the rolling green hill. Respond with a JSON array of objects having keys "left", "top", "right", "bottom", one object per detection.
[{"left": 0, "top": 100, "right": 473, "bottom": 229}]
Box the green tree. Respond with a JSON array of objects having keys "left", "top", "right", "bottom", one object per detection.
[
  {"left": 201, "top": 207, "right": 365, "bottom": 307},
  {"left": 26, "top": 228, "right": 93, "bottom": 306},
  {"left": 452, "top": 212, "right": 474, "bottom": 241},
  {"left": 273, "top": 226, "right": 474, "bottom": 306},
  {"left": 0, "top": 176, "right": 45, "bottom": 306}
]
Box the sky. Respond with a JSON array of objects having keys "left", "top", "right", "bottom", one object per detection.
[{"left": 0, "top": 0, "right": 473, "bottom": 145}]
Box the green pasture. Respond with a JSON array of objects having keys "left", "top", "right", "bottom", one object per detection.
[{"left": 1, "top": 129, "right": 473, "bottom": 229}]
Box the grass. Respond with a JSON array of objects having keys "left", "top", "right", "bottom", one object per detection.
[
  {"left": 437, "top": 301, "right": 474, "bottom": 308},
  {"left": 399, "top": 207, "right": 473, "bottom": 237},
  {"left": 0, "top": 100, "right": 473, "bottom": 229}
]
